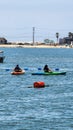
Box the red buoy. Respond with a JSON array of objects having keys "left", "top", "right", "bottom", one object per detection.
[{"left": 33, "top": 81, "right": 45, "bottom": 88}]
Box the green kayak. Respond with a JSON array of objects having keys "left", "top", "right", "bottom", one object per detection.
[{"left": 32, "top": 71, "right": 66, "bottom": 75}]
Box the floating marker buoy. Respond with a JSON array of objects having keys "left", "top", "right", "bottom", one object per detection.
[
  {"left": 24, "top": 68, "right": 28, "bottom": 70},
  {"left": 33, "top": 81, "right": 45, "bottom": 88},
  {"left": 38, "top": 68, "right": 42, "bottom": 70},
  {"left": 55, "top": 68, "right": 59, "bottom": 71},
  {"left": 6, "top": 69, "right": 10, "bottom": 71}
]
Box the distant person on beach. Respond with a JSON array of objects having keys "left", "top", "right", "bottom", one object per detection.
[
  {"left": 43, "top": 64, "right": 52, "bottom": 72},
  {"left": 14, "top": 65, "right": 22, "bottom": 72}
]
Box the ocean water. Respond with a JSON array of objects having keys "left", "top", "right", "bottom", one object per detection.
[{"left": 0, "top": 47, "right": 73, "bottom": 130}]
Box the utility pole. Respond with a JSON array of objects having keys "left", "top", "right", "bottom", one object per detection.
[{"left": 33, "top": 27, "right": 35, "bottom": 45}]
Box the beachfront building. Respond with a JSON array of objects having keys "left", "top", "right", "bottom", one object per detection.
[
  {"left": 59, "top": 32, "right": 73, "bottom": 45},
  {"left": 59, "top": 37, "right": 73, "bottom": 45},
  {"left": 0, "top": 37, "right": 7, "bottom": 44}
]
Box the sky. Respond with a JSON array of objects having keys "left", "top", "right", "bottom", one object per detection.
[{"left": 0, "top": 0, "right": 73, "bottom": 42}]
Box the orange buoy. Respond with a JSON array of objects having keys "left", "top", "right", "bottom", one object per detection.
[{"left": 33, "top": 81, "right": 45, "bottom": 88}]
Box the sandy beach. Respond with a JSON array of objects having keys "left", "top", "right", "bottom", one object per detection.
[{"left": 0, "top": 44, "right": 72, "bottom": 48}]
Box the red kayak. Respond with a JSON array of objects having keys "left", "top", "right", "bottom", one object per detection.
[{"left": 11, "top": 70, "right": 25, "bottom": 75}]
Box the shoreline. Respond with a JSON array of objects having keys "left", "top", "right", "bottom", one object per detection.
[{"left": 0, "top": 44, "right": 72, "bottom": 48}]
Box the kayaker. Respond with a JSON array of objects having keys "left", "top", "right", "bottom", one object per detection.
[
  {"left": 43, "top": 64, "right": 52, "bottom": 72},
  {"left": 14, "top": 65, "right": 22, "bottom": 72}
]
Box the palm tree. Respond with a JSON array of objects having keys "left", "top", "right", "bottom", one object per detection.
[
  {"left": 56, "top": 32, "right": 59, "bottom": 43},
  {"left": 68, "top": 32, "right": 73, "bottom": 39},
  {"left": 68, "top": 32, "right": 73, "bottom": 45}
]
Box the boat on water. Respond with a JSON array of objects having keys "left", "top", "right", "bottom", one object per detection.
[
  {"left": 11, "top": 70, "right": 25, "bottom": 75},
  {"left": 0, "top": 51, "right": 5, "bottom": 63},
  {"left": 32, "top": 71, "right": 66, "bottom": 75}
]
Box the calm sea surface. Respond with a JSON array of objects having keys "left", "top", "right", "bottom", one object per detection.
[{"left": 0, "top": 47, "right": 73, "bottom": 130}]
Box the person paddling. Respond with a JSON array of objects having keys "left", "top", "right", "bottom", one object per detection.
[
  {"left": 14, "top": 65, "right": 22, "bottom": 72},
  {"left": 43, "top": 64, "right": 52, "bottom": 72}
]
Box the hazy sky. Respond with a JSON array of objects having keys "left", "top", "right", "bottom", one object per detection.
[{"left": 0, "top": 0, "right": 73, "bottom": 42}]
